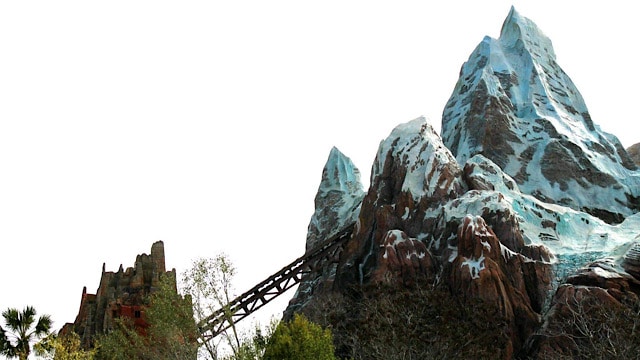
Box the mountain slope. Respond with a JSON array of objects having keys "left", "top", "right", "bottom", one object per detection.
[{"left": 441, "top": 6, "right": 639, "bottom": 224}]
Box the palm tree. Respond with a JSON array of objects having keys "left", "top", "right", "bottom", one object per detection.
[{"left": 0, "top": 306, "right": 52, "bottom": 360}]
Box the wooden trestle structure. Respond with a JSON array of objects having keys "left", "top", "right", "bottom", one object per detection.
[{"left": 198, "top": 224, "right": 355, "bottom": 340}]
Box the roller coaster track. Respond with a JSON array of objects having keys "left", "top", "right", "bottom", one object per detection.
[{"left": 198, "top": 224, "right": 355, "bottom": 340}]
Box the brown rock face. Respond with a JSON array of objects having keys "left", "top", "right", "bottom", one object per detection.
[
  {"left": 448, "top": 216, "right": 551, "bottom": 358},
  {"left": 628, "top": 143, "right": 640, "bottom": 166},
  {"left": 324, "top": 118, "right": 554, "bottom": 357},
  {"left": 531, "top": 256, "right": 640, "bottom": 358},
  {"left": 370, "top": 230, "right": 435, "bottom": 286},
  {"left": 335, "top": 118, "right": 466, "bottom": 288},
  {"left": 61, "top": 241, "right": 176, "bottom": 348}
]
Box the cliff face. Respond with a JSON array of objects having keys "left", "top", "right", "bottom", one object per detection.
[
  {"left": 628, "top": 143, "right": 640, "bottom": 166},
  {"left": 62, "top": 241, "right": 176, "bottom": 348}
]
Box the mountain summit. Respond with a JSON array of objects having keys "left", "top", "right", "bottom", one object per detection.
[{"left": 441, "top": 7, "right": 639, "bottom": 224}]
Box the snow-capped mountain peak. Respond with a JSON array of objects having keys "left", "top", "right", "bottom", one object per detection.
[
  {"left": 307, "top": 146, "right": 365, "bottom": 251},
  {"left": 441, "top": 7, "right": 639, "bottom": 224},
  {"left": 499, "top": 6, "right": 556, "bottom": 60}
]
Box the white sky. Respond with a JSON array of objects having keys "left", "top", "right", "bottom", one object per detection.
[{"left": 1, "top": 0, "right": 638, "bottom": 349}]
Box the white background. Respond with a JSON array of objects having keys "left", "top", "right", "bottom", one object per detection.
[{"left": 1, "top": 1, "right": 638, "bottom": 355}]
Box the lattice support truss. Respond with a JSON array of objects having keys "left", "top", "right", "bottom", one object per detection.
[{"left": 198, "top": 224, "right": 355, "bottom": 340}]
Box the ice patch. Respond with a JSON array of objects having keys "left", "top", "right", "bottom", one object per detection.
[{"left": 402, "top": 207, "right": 410, "bottom": 220}]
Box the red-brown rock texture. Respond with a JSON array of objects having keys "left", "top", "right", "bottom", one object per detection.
[
  {"left": 447, "top": 216, "right": 551, "bottom": 358},
  {"left": 370, "top": 229, "right": 435, "bottom": 286},
  {"left": 61, "top": 241, "right": 176, "bottom": 348}
]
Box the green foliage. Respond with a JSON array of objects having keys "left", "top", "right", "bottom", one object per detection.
[
  {"left": 218, "top": 322, "right": 273, "bottom": 360},
  {"left": 35, "top": 332, "right": 95, "bottom": 360},
  {"left": 94, "top": 317, "right": 148, "bottom": 360},
  {"left": 145, "top": 273, "right": 199, "bottom": 359},
  {"left": 181, "top": 254, "right": 240, "bottom": 359},
  {"left": 95, "top": 274, "right": 197, "bottom": 360},
  {"left": 263, "top": 314, "right": 336, "bottom": 360},
  {"left": 0, "top": 305, "right": 52, "bottom": 360}
]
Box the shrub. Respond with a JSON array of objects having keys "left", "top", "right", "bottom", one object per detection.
[{"left": 263, "top": 314, "right": 336, "bottom": 360}]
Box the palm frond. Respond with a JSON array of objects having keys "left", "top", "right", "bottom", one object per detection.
[
  {"left": 0, "top": 325, "right": 9, "bottom": 353},
  {"left": 34, "top": 314, "right": 52, "bottom": 335},
  {"left": 2, "top": 308, "right": 21, "bottom": 332},
  {"left": 19, "top": 306, "right": 37, "bottom": 334}
]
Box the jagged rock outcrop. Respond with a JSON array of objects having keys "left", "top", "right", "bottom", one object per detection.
[
  {"left": 321, "top": 118, "right": 553, "bottom": 356},
  {"left": 61, "top": 241, "right": 176, "bottom": 348},
  {"left": 305, "top": 147, "right": 365, "bottom": 251},
  {"left": 628, "top": 143, "right": 640, "bottom": 166},
  {"left": 335, "top": 118, "right": 467, "bottom": 288},
  {"left": 441, "top": 6, "right": 639, "bottom": 224},
  {"left": 447, "top": 215, "right": 551, "bottom": 358},
  {"left": 284, "top": 147, "right": 364, "bottom": 317},
  {"left": 532, "top": 256, "right": 640, "bottom": 358},
  {"left": 370, "top": 229, "right": 435, "bottom": 286}
]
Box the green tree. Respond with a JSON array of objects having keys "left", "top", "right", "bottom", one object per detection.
[
  {"left": 182, "top": 255, "right": 240, "bottom": 359},
  {"left": 0, "top": 305, "right": 52, "bottom": 360},
  {"left": 263, "top": 314, "right": 336, "bottom": 360},
  {"left": 220, "top": 319, "right": 281, "bottom": 360},
  {"left": 35, "top": 331, "right": 95, "bottom": 360},
  {"left": 94, "top": 317, "right": 147, "bottom": 360},
  {"left": 144, "top": 273, "right": 198, "bottom": 359},
  {"left": 95, "top": 273, "right": 197, "bottom": 360}
]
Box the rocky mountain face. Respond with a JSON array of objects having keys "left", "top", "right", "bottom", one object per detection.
[
  {"left": 285, "top": 147, "right": 365, "bottom": 316},
  {"left": 629, "top": 143, "right": 640, "bottom": 165},
  {"left": 286, "top": 7, "right": 640, "bottom": 359}
]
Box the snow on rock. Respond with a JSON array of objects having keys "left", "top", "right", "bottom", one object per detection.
[
  {"left": 448, "top": 215, "right": 551, "bottom": 353},
  {"left": 306, "top": 146, "right": 365, "bottom": 251},
  {"left": 335, "top": 117, "right": 467, "bottom": 288},
  {"left": 285, "top": 147, "right": 364, "bottom": 318},
  {"left": 371, "top": 229, "right": 435, "bottom": 286},
  {"left": 622, "top": 239, "right": 640, "bottom": 278},
  {"left": 441, "top": 6, "right": 640, "bottom": 224},
  {"left": 372, "top": 117, "right": 466, "bottom": 204},
  {"left": 443, "top": 154, "right": 639, "bottom": 279}
]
